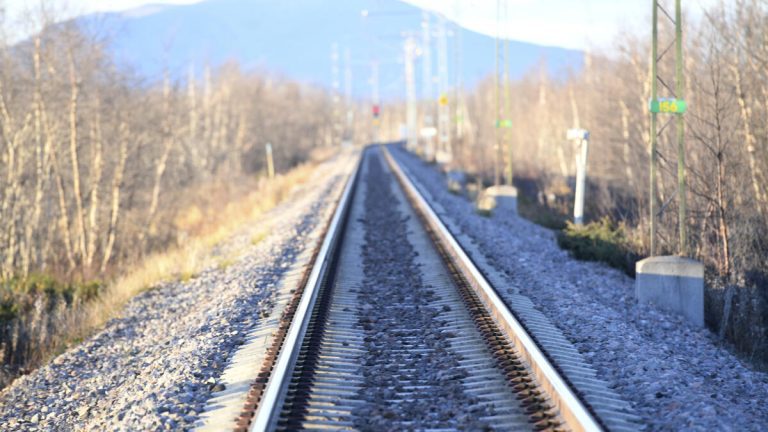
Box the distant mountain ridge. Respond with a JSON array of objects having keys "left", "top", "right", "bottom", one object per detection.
[{"left": 84, "top": 0, "right": 583, "bottom": 99}]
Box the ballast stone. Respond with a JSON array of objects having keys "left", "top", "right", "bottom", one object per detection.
[{"left": 635, "top": 256, "right": 704, "bottom": 327}]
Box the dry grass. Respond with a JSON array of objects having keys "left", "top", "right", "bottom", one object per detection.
[
  {"left": 88, "top": 150, "right": 330, "bottom": 329},
  {"left": 0, "top": 148, "right": 340, "bottom": 387}
]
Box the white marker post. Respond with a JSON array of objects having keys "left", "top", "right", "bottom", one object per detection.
[
  {"left": 420, "top": 126, "right": 438, "bottom": 161},
  {"left": 265, "top": 143, "right": 275, "bottom": 179},
  {"left": 566, "top": 129, "right": 589, "bottom": 225}
]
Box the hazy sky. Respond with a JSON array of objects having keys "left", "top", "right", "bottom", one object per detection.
[
  {"left": 405, "top": 0, "right": 718, "bottom": 50},
  {"left": 4, "top": 0, "right": 718, "bottom": 50}
]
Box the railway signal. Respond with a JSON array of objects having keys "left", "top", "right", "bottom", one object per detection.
[{"left": 372, "top": 104, "right": 381, "bottom": 129}]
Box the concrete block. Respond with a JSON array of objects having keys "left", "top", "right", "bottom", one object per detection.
[
  {"left": 482, "top": 185, "right": 518, "bottom": 214},
  {"left": 635, "top": 256, "right": 704, "bottom": 327}
]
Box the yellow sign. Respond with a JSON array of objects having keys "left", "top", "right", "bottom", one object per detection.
[{"left": 438, "top": 94, "right": 449, "bottom": 106}]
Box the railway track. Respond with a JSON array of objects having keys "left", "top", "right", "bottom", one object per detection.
[{"left": 215, "top": 145, "right": 638, "bottom": 431}]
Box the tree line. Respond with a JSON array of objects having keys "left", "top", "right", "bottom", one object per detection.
[
  {"left": 448, "top": 0, "right": 768, "bottom": 361},
  {"left": 0, "top": 17, "right": 339, "bottom": 282},
  {"left": 421, "top": 0, "right": 768, "bottom": 283},
  {"left": 380, "top": 0, "right": 767, "bottom": 362}
]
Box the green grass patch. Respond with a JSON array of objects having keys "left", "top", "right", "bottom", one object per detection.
[
  {"left": 2, "top": 274, "right": 102, "bottom": 303},
  {"left": 475, "top": 208, "right": 493, "bottom": 217},
  {"left": 251, "top": 231, "right": 268, "bottom": 246},
  {"left": 0, "top": 294, "right": 19, "bottom": 322},
  {"left": 178, "top": 271, "right": 197, "bottom": 283},
  {"left": 217, "top": 257, "right": 237, "bottom": 271},
  {"left": 0, "top": 274, "right": 103, "bottom": 324},
  {"left": 517, "top": 194, "right": 567, "bottom": 230},
  {"left": 556, "top": 217, "right": 639, "bottom": 276}
]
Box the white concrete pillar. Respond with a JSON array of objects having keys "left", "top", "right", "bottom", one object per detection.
[
  {"left": 574, "top": 138, "right": 589, "bottom": 225},
  {"left": 567, "top": 129, "right": 590, "bottom": 225},
  {"left": 636, "top": 256, "right": 704, "bottom": 327}
]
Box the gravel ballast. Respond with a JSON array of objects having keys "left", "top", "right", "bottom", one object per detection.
[
  {"left": 390, "top": 144, "right": 768, "bottom": 431},
  {"left": 354, "top": 151, "right": 493, "bottom": 429},
  {"left": 0, "top": 153, "right": 355, "bottom": 431}
]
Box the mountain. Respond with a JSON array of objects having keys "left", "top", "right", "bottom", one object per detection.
[{"left": 85, "top": 0, "right": 583, "bottom": 99}]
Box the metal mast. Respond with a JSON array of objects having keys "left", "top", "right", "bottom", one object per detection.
[
  {"left": 502, "top": 0, "right": 512, "bottom": 186},
  {"left": 405, "top": 37, "right": 418, "bottom": 152},
  {"left": 421, "top": 11, "right": 435, "bottom": 160},
  {"left": 648, "top": 0, "right": 687, "bottom": 256},
  {"left": 674, "top": 0, "right": 687, "bottom": 256},
  {"left": 344, "top": 47, "right": 352, "bottom": 107},
  {"left": 331, "top": 43, "right": 341, "bottom": 146},
  {"left": 343, "top": 47, "right": 354, "bottom": 146},
  {"left": 370, "top": 60, "right": 380, "bottom": 142},
  {"left": 493, "top": 0, "right": 501, "bottom": 187},
  {"left": 436, "top": 13, "right": 451, "bottom": 163}
]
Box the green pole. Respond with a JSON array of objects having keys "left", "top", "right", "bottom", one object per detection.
[
  {"left": 649, "top": 0, "right": 658, "bottom": 256},
  {"left": 494, "top": 10, "right": 501, "bottom": 189},
  {"left": 504, "top": 36, "right": 513, "bottom": 186},
  {"left": 675, "top": 0, "right": 687, "bottom": 256}
]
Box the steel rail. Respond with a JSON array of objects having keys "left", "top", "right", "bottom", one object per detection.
[
  {"left": 381, "top": 145, "right": 603, "bottom": 432},
  {"left": 247, "top": 153, "right": 362, "bottom": 432}
]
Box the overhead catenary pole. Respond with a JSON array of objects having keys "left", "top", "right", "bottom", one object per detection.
[
  {"left": 503, "top": 0, "right": 513, "bottom": 186},
  {"left": 675, "top": 0, "right": 687, "bottom": 256},
  {"left": 405, "top": 37, "right": 418, "bottom": 152},
  {"left": 436, "top": 13, "right": 451, "bottom": 163},
  {"left": 454, "top": 20, "right": 463, "bottom": 140},
  {"left": 648, "top": 0, "right": 687, "bottom": 256},
  {"left": 344, "top": 47, "right": 354, "bottom": 146},
  {"left": 649, "top": 1, "right": 659, "bottom": 256},
  {"left": 331, "top": 43, "right": 341, "bottom": 146},
  {"left": 453, "top": 18, "right": 468, "bottom": 169},
  {"left": 493, "top": 0, "right": 501, "bottom": 188},
  {"left": 371, "top": 60, "right": 380, "bottom": 143},
  {"left": 421, "top": 11, "right": 435, "bottom": 161}
]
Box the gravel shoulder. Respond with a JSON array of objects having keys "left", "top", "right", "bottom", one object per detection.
[
  {"left": 0, "top": 152, "right": 356, "bottom": 431},
  {"left": 390, "top": 144, "right": 768, "bottom": 431}
]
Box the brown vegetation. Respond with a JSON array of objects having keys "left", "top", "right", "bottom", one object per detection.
[{"left": 0, "top": 10, "right": 347, "bottom": 387}]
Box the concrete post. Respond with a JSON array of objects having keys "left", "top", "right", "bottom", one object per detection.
[
  {"left": 265, "top": 143, "right": 275, "bottom": 179},
  {"left": 567, "top": 129, "right": 590, "bottom": 225}
]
